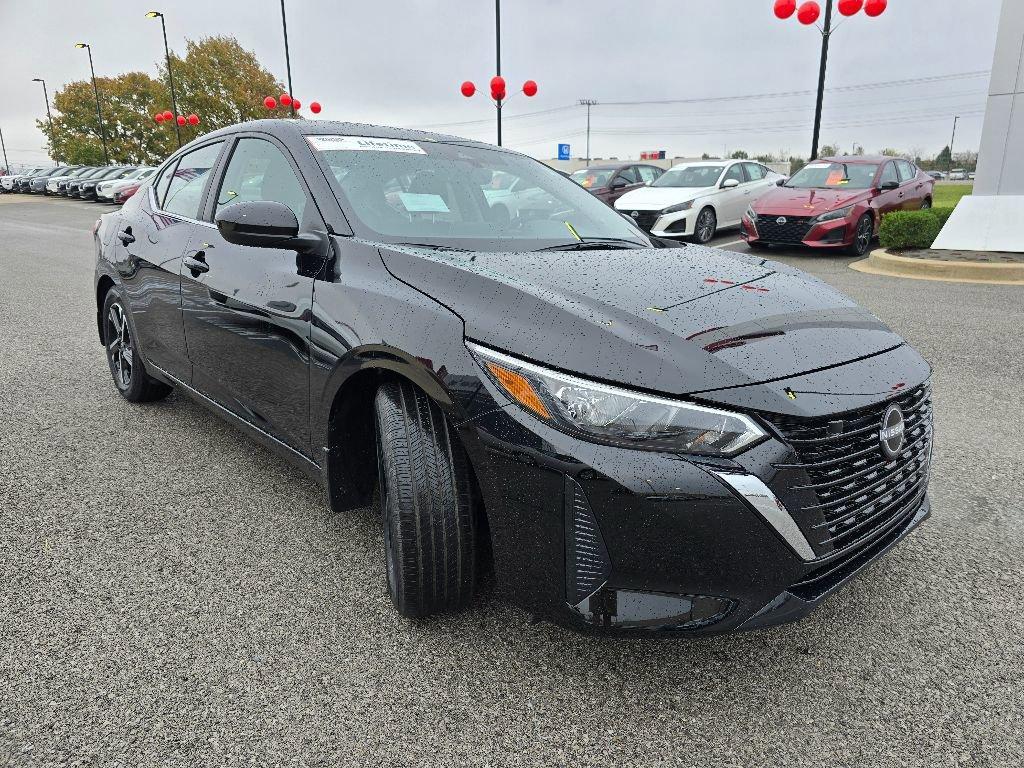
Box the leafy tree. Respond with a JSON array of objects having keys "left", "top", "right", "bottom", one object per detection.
[
  {"left": 819, "top": 144, "right": 840, "bottom": 158},
  {"left": 879, "top": 147, "right": 901, "bottom": 157},
  {"left": 789, "top": 156, "right": 806, "bottom": 176},
  {"left": 41, "top": 36, "right": 284, "bottom": 165},
  {"left": 935, "top": 145, "right": 952, "bottom": 168},
  {"left": 730, "top": 150, "right": 749, "bottom": 160}
]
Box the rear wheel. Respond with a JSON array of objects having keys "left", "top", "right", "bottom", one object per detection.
[
  {"left": 692, "top": 207, "right": 717, "bottom": 244},
  {"left": 847, "top": 213, "right": 875, "bottom": 257},
  {"left": 374, "top": 380, "right": 477, "bottom": 618},
  {"left": 102, "top": 288, "right": 172, "bottom": 403}
]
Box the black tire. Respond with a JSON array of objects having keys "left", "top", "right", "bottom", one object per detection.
[
  {"left": 921, "top": 197, "right": 933, "bottom": 210},
  {"left": 692, "top": 207, "right": 717, "bottom": 244},
  {"left": 847, "top": 213, "right": 875, "bottom": 257},
  {"left": 101, "top": 288, "right": 172, "bottom": 403},
  {"left": 374, "top": 380, "right": 477, "bottom": 618}
]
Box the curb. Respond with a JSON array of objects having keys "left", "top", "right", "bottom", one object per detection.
[{"left": 851, "top": 248, "right": 1024, "bottom": 286}]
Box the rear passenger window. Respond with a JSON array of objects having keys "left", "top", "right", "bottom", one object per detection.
[
  {"left": 161, "top": 141, "right": 225, "bottom": 219},
  {"left": 637, "top": 166, "right": 661, "bottom": 184}
]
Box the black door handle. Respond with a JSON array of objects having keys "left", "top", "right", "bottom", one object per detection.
[
  {"left": 118, "top": 227, "right": 135, "bottom": 245},
  {"left": 183, "top": 252, "right": 209, "bottom": 276}
]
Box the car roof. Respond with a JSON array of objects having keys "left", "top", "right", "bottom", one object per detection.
[
  {"left": 822, "top": 155, "right": 904, "bottom": 164},
  {"left": 199, "top": 118, "right": 491, "bottom": 150}
]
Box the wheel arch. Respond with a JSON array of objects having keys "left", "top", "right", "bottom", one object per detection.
[{"left": 95, "top": 274, "right": 116, "bottom": 344}]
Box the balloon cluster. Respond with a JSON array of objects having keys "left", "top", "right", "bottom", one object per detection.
[
  {"left": 263, "top": 94, "right": 322, "bottom": 114},
  {"left": 153, "top": 110, "right": 199, "bottom": 126},
  {"left": 460, "top": 78, "right": 538, "bottom": 102},
  {"left": 774, "top": 0, "right": 886, "bottom": 24}
]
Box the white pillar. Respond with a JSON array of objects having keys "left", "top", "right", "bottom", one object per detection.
[{"left": 934, "top": 0, "right": 1024, "bottom": 251}]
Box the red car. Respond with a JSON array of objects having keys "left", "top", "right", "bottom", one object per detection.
[
  {"left": 741, "top": 156, "right": 935, "bottom": 256},
  {"left": 113, "top": 183, "right": 141, "bottom": 205},
  {"left": 569, "top": 163, "right": 665, "bottom": 206}
]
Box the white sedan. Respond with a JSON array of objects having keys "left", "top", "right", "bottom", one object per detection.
[{"left": 614, "top": 160, "right": 784, "bottom": 243}]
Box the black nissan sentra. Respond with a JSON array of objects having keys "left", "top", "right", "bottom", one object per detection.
[{"left": 93, "top": 120, "right": 933, "bottom": 634}]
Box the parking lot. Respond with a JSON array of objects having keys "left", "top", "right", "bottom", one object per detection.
[{"left": 2, "top": 194, "right": 1022, "bottom": 766}]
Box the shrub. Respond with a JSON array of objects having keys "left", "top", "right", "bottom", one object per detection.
[
  {"left": 931, "top": 206, "right": 956, "bottom": 228},
  {"left": 879, "top": 210, "right": 944, "bottom": 250}
]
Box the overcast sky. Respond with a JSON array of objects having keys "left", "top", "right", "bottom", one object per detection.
[{"left": 0, "top": 0, "right": 1004, "bottom": 166}]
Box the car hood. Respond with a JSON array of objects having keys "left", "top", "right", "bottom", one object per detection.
[
  {"left": 614, "top": 185, "right": 714, "bottom": 211},
  {"left": 378, "top": 244, "right": 905, "bottom": 395},
  {"left": 753, "top": 186, "right": 868, "bottom": 216}
]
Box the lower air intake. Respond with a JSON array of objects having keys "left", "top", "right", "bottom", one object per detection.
[{"left": 564, "top": 475, "right": 611, "bottom": 606}]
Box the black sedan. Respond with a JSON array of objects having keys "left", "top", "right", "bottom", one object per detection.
[
  {"left": 78, "top": 166, "right": 135, "bottom": 199},
  {"left": 94, "top": 120, "right": 933, "bottom": 635}
]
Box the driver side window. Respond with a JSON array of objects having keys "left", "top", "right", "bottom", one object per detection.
[
  {"left": 880, "top": 162, "right": 899, "bottom": 186},
  {"left": 214, "top": 138, "right": 307, "bottom": 222},
  {"left": 723, "top": 164, "right": 745, "bottom": 185}
]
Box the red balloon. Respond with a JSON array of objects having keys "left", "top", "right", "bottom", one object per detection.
[
  {"left": 187, "top": 114, "right": 199, "bottom": 126},
  {"left": 154, "top": 113, "right": 164, "bottom": 123},
  {"left": 310, "top": 101, "right": 322, "bottom": 114},
  {"left": 176, "top": 115, "right": 186, "bottom": 126},
  {"left": 162, "top": 110, "right": 173, "bottom": 121},
  {"left": 522, "top": 80, "right": 538, "bottom": 97},
  {"left": 773, "top": 0, "right": 797, "bottom": 19},
  {"left": 264, "top": 96, "right": 277, "bottom": 109},
  {"left": 292, "top": 99, "right": 301, "bottom": 110},
  {"left": 490, "top": 75, "right": 506, "bottom": 92},
  {"left": 280, "top": 93, "right": 292, "bottom": 106},
  {"left": 864, "top": 0, "right": 887, "bottom": 16},
  {"left": 460, "top": 81, "right": 476, "bottom": 98},
  {"left": 838, "top": 0, "right": 863, "bottom": 15},
  {"left": 797, "top": 1, "right": 821, "bottom": 24}
]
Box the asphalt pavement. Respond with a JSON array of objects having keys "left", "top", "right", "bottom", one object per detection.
[{"left": 1, "top": 195, "right": 1022, "bottom": 767}]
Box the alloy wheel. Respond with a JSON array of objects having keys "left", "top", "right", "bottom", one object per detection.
[
  {"left": 855, "top": 216, "right": 873, "bottom": 256},
  {"left": 106, "top": 303, "right": 134, "bottom": 390},
  {"left": 695, "top": 209, "right": 716, "bottom": 243}
]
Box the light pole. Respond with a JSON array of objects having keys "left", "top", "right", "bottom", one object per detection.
[
  {"left": 74, "top": 43, "right": 110, "bottom": 165},
  {"left": 0, "top": 126, "right": 9, "bottom": 174},
  {"left": 809, "top": 0, "right": 835, "bottom": 161},
  {"left": 279, "top": 0, "right": 295, "bottom": 117},
  {"left": 31, "top": 78, "right": 58, "bottom": 164},
  {"left": 948, "top": 115, "right": 959, "bottom": 177},
  {"left": 495, "top": 0, "right": 502, "bottom": 145},
  {"left": 579, "top": 99, "right": 597, "bottom": 166},
  {"left": 145, "top": 11, "right": 182, "bottom": 148}
]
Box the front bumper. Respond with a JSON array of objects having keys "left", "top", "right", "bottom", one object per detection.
[
  {"left": 742, "top": 214, "right": 855, "bottom": 249},
  {"left": 617, "top": 207, "right": 692, "bottom": 238},
  {"left": 458, "top": 381, "right": 931, "bottom": 636}
]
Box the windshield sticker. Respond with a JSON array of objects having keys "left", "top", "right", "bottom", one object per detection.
[
  {"left": 805, "top": 163, "right": 832, "bottom": 170},
  {"left": 398, "top": 192, "right": 450, "bottom": 213},
  {"left": 306, "top": 135, "right": 427, "bottom": 154},
  {"left": 825, "top": 170, "right": 847, "bottom": 185}
]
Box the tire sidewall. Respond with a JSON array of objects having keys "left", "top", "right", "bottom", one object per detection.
[
  {"left": 102, "top": 287, "right": 148, "bottom": 401},
  {"left": 694, "top": 207, "right": 717, "bottom": 244}
]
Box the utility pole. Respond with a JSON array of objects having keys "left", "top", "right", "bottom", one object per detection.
[
  {"left": 280, "top": 0, "right": 295, "bottom": 116},
  {"left": 948, "top": 115, "right": 959, "bottom": 177},
  {"left": 579, "top": 99, "right": 597, "bottom": 166},
  {"left": 74, "top": 43, "right": 110, "bottom": 165},
  {"left": 495, "top": 0, "right": 502, "bottom": 146},
  {"left": 31, "top": 78, "right": 57, "bottom": 164},
  {"left": 810, "top": 0, "right": 834, "bottom": 160},
  {"left": 0, "top": 126, "right": 9, "bottom": 174}
]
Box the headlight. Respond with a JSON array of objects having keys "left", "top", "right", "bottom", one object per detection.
[
  {"left": 662, "top": 200, "right": 694, "bottom": 215},
  {"left": 468, "top": 343, "right": 767, "bottom": 456},
  {"left": 745, "top": 205, "right": 758, "bottom": 222},
  {"left": 814, "top": 205, "right": 854, "bottom": 223}
]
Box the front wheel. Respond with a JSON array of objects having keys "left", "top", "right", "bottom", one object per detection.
[
  {"left": 921, "top": 197, "right": 933, "bottom": 210},
  {"left": 692, "top": 207, "right": 717, "bottom": 244},
  {"left": 374, "top": 381, "right": 478, "bottom": 618},
  {"left": 847, "top": 214, "right": 875, "bottom": 257}
]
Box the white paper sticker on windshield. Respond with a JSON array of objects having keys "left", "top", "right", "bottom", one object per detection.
[
  {"left": 398, "top": 192, "right": 450, "bottom": 213},
  {"left": 805, "top": 163, "right": 832, "bottom": 169},
  {"left": 306, "top": 135, "right": 426, "bottom": 154}
]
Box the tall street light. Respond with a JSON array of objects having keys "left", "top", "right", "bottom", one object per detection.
[
  {"left": 74, "top": 43, "right": 110, "bottom": 165},
  {"left": 146, "top": 11, "right": 182, "bottom": 148},
  {"left": 579, "top": 99, "right": 598, "bottom": 167},
  {"left": 31, "top": 78, "right": 58, "bottom": 164},
  {"left": 0, "top": 125, "right": 9, "bottom": 174},
  {"left": 279, "top": 0, "right": 296, "bottom": 117},
  {"left": 948, "top": 115, "right": 960, "bottom": 177}
]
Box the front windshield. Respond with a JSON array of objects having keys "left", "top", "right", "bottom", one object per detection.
[
  {"left": 652, "top": 165, "right": 724, "bottom": 188},
  {"left": 569, "top": 169, "right": 614, "bottom": 189},
  {"left": 311, "top": 137, "right": 649, "bottom": 251},
  {"left": 786, "top": 162, "right": 879, "bottom": 190}
]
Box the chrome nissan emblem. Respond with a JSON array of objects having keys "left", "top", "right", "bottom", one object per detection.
[
  {"left": 631, "top": 211, "right": 640, "bottom": 218},
  {"left": 879, "top": 404, "right": 906, "bottom": 459},
  {"left": 776, "top": 216, "right": 788, "bottom": 225}
]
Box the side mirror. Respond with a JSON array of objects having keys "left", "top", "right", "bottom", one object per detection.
[
  {"left": 776, "top": 178, "right": 786, "bottom": 186},
  {"left": 609, "top": 177, "right": 630, "bottom": 190},
  {"left": 215, "top": 200, "right": 313, "bottom": 250},
  {"left": 879, "top": 180, "right": 899, "bottom": 191},
  {"left": 721, "top": 178, "right": 740, "bottom": 189}
]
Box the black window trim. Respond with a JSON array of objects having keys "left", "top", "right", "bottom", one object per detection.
[{"left": 149, "top": 138, "right": 229, "bottom": 226}]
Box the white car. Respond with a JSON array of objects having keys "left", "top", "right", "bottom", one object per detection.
[
  {"left": 1, "top": 167, "right": 46, "bottom": 192},
  {"left": 96, "top": 167, "right": 157, "bottom": 202},
  {"left": 614, "top": 160, "right": 784, "bottom": 243}
]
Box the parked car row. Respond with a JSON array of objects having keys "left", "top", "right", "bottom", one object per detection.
[
  {"left": 562, "top": 155, "right": 934, "bottom": 256},
  {"left": 0, "top": 164, "right": 155, "bottom": 204}
]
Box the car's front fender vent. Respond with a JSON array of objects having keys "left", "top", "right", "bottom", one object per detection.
[{"left": 564, "top": 475, "right": 611, "bottom": 606}]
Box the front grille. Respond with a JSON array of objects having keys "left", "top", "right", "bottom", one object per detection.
[
  {"left": 755, "top": 215, "right": 813, "bottom": 244},
  {"left": 765, "top": 383, "right": 933, "bottom": 557},
  {"left": 628, "top": 211, "right": 661, "bottom": 232}
]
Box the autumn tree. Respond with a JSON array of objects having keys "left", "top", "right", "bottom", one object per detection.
[{"left": 40, "top": 36, "right": 285, "bottom": 165}]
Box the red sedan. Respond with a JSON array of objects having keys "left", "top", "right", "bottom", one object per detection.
[{"left": 741, "top": 156, "right": 935, "bottom": 256}]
